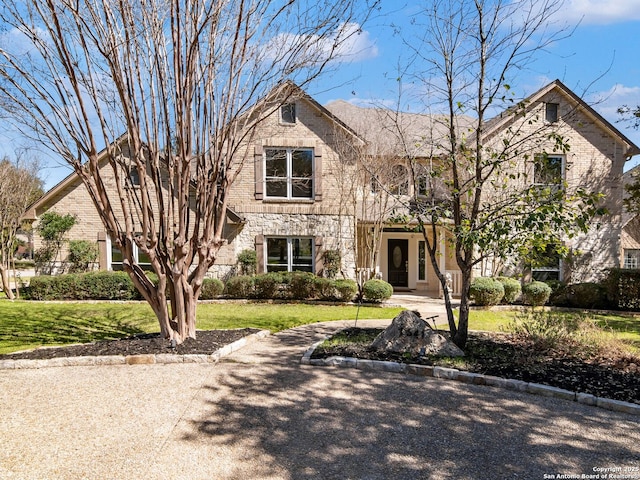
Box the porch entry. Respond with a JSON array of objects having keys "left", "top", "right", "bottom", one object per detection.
[{"left": 387, "top": 239, "right": 408, "bottom": 288}]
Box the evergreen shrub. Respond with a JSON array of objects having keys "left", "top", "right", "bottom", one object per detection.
[{"left": 469, "top": 277, "right": 504, "bottom": 306}]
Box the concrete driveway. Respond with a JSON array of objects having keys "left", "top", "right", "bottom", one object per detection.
[{"left": 1, "top": 319, "right": 639, "bottom": 480}]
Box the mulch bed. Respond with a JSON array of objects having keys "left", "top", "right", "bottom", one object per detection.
[
  {"left": 311, "top": 328, "right": 640, "bottom": 404},
  {"left": 1, "top": 329, "right": 260, "bottom": 360}
]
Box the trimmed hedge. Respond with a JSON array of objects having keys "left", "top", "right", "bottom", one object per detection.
[
  {"left": 362, "top": 279, "right": 393, "bottom": 302},
  {"left": 604, "top": 268, "right": 640, "bottom": 311},
  {"left": 288, "top": 272, "right": 317, "bottom": 300},
  {"left": 200, "top": 278, "right": 225, "bottom": 300},
  {"left": 496, "top": 277, "right": 522, "bottom": 304},
  {"left": 253, "top": 272, "right": 282, "bottom": 299},
  {"left": 550, "top": 282, "right": 610, "bottom": 310},
  {"left": 314, "top": 277, "right": 335, "bottom": 300},
  {"left": 469, "top": 277, "right": 504, "bottom": 306},
  {"left": 28, "top": 271, "right": 141, "bottom": 300},
  {"left": 522, "top": 281, "right": 552, "bottom": 306},
  {"left": 224, "top": 275, "right": 254, "bottom": 298},
  {"left": 333, "top": 279, "right": 358, "bottom": 302}
]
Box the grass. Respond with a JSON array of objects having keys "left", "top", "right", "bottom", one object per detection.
[
  {"left": 461, "top": 308, "right": 640, "bottom": 353},
  {"left": 0, "top": 299, "right": 403, "bottom": 354}
]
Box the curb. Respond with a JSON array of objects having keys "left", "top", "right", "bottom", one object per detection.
[
  {"left": 300, "top": 342, "right": 640, "bottom": 416},
  {"left": 0, "top": 330, "right": 271, "bottom": 370}
]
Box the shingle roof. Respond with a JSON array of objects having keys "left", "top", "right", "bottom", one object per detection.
[{"left": 324, "top": 100, "right": 475, "bottom": 157}]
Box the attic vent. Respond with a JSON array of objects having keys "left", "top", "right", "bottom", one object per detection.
[
  {"left": 545, "top": 102, "right": 558, "bottom": 123},
  {"left": 281, "top": 103, "right": 296, "bottom": 124}
]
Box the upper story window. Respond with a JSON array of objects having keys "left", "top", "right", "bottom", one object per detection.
[
  {"left": 534, "top": 154, "right": 563, "bottom": 187},
  {"left": 265, "top": 148, "right": 313, "bottom": 199},
  {"left": 624, "top": 249, "right": 640, "bottom": 269},
  {"left": 545, "top": 102, "right": 559, "bottom": 123},
  {"left": 417, "top": 175, "right": 429, "bottom": 197},
  {"left": 390, "top": 164, "right": 409, "bottom": 196},
  {"left": 129, "top": 167, "right": 140, "bottom": 187},
  {"left": 280, "top": 103, "right": 296, "bottom": 124}
]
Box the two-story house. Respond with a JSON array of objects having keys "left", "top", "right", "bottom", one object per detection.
[{"left": 24, "top": 80, "right": 639, "bottom": 296}]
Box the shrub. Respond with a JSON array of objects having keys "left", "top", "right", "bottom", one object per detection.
[
  {"left": 362, "top": 279, "right": 393, "bottom": 302},
  {"left": 253, "top": 272, "right": 282, "bottom": 299},
  {"left": 314, "top": 276, "right": 335, "bottom": 300},
  {"left": 509, "top": 311, "right": 570, "bottom": 352},
  {"left": 522, "top": 281, "right": 552, "bottom": 306},
  {"left": 469, "top": 277, "right": 504, "bottom": 306},
  {"left": 550, "top": 282, "right": 609, "bottom": 310},
  {"left": 322, "top": 250, "right": 341, "bottom": 279},
  {"left": 77, "top": 271, "right": 140, "bottom": 300},
  {"left": 334, "top": 279, "right": 358, "bottom": 302},
  {"left": 224, "top": 275, "right": 254, "bottom": 298},
  {"left": 288, "top": 271, "right": 317, "bottom": 300},
  {"left": 28, "top": 271, "right": 139, "bottom": 300},
  {"left": 200, "top": 278, "right": 224, "bottom": 300},
  {"left": 604, "top": 268, "right": 640, "bottom": 311},
  {"left": 237, "top": 249, "right": 257, "bottom": 276},
  {"left": 67, "top": 240, "right": 98, "bottom": 273},
  {"left": 496, "top": 277, "right": 521, "bottom": 304}
]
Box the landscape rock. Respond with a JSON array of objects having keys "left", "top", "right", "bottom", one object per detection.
[{"left": 370, "top": 310, "right": 464, "bottom": 357}]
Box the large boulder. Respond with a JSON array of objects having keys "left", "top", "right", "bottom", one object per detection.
[{"left": 371, "top": 310, "right": 464, "bottom": 357}]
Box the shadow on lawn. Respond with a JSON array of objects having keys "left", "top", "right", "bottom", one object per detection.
[{"left": 183, "top": 327, "right": 640, "bottom": 480}]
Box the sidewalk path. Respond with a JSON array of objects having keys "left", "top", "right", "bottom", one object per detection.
[{"left": 1, "top": 317, "right": 638, "bottom": 479}]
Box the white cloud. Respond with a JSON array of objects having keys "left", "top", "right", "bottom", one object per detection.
[
  {"left": 554, "top": 0, "right": 640, "bottom": 25},
  {"left": 590, "top": 83, "right": 640, "bottom": 118},
  {"left": 266, "top": 22, "right": 378, "bottom": 65}
]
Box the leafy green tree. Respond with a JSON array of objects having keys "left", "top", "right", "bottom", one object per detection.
[
  {"left": 35, "top": 212, "right": 76, "bottom": 275},
  {"left": 0, "top": 157, "right": 43, "bottom": 299},
  {"left": 67, "top": 240, "right": 99, "bottom": 273},
  {"left": 389, "top": 0, "right": 601, "bottom": 348}
]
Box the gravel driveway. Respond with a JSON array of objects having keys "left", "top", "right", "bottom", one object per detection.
[{"left": 1, "top": 320, "right": 638, "bottom": 480}]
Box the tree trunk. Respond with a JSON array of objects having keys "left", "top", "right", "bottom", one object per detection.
[
  {"left": 451, "top": 269, "right": 472, "bottom": 349},
  {"left": 0, "top": 266, "right": 15, "bottom": 300}
]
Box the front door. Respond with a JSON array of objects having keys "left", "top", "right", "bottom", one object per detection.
[{"left": 387, "top": 239, "right": 408, "bottom": 288}]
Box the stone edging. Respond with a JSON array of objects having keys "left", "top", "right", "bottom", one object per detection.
[
  {"left": 0, "top": 330, "right": 271, "bottom": 370},
  {"left": 300, "top": 341, "right": 640, "bottom": 416}
]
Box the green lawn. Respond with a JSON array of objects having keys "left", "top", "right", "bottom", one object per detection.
[
  {"left": 0, "top": 300, "right": 403, "bottom": 354},
  {"left": 453, "top": 308, "right": 640, "bottom": 351}
]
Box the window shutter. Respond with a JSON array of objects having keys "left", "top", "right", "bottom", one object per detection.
[
  {"left": 314, "top": 236, "right": 323, "bottom": 274},
  {"left": 314, "top": 146, "right": 322, "bottom": 201},
  {"left": 254, "top": 144, "right": 264, "bottom": 200},
  {"left": 255, "top": 235, "right": 265, "bottom": 274}
]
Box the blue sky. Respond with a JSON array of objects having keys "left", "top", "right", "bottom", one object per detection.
[
  {"left": 309, "top": 0, "right": 640, "bottom": 170},
  {"left": 23, "top": 0, "right": 640, "bottom": 189}
]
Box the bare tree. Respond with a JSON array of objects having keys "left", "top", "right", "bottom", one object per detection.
[
  {"left": 329, "top": 107, "right": 402, "bottom": 290},
  {"left": 0, "top": 0, "right": 377, "bottom": 342},
  {"left": 389, "top": 0, "right": 603, "bottom": 348},
  {"left": 0, "top": 157, "right": 43, "bottom": 299}
]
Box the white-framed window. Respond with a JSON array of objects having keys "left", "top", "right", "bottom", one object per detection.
[
  {"left": 545, "top": 102, "right": 559, "bottom": 123},
  {"left": 107, "top": 237, "right": 153, "bottom": 271},
  {"left": 266, "top": 237, "right": 314, "bottom": 273},
  {"left": 624, "top": 249, "right": 640, "bottom": 269},
  {"left": 390, "top": 164, "right": 409, "bottom": 195},
  {"left": 264, "top": 148, "right": 313, "bottom": 199},
  {"left": 129, "top": 167, "right": 140, "bottom": 186},
  {"left": 418, "top": 240, "right": 426, "bottom": 281},
  {"left": 534, "top": 154, "right": 564, "bottom": 187},
  {"left": 530, "top": 244, "right": 562, "bottom": 281},
  {"left": 280, "top": 103, "right": 296, "bottom": 124}
]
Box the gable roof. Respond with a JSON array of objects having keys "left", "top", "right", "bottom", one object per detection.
[
  {"left": 483, "top": 79, "right": 640, "bottom": 158},
  {"left": 24, "top": 82, "right": 366, "bottom": 220}
]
